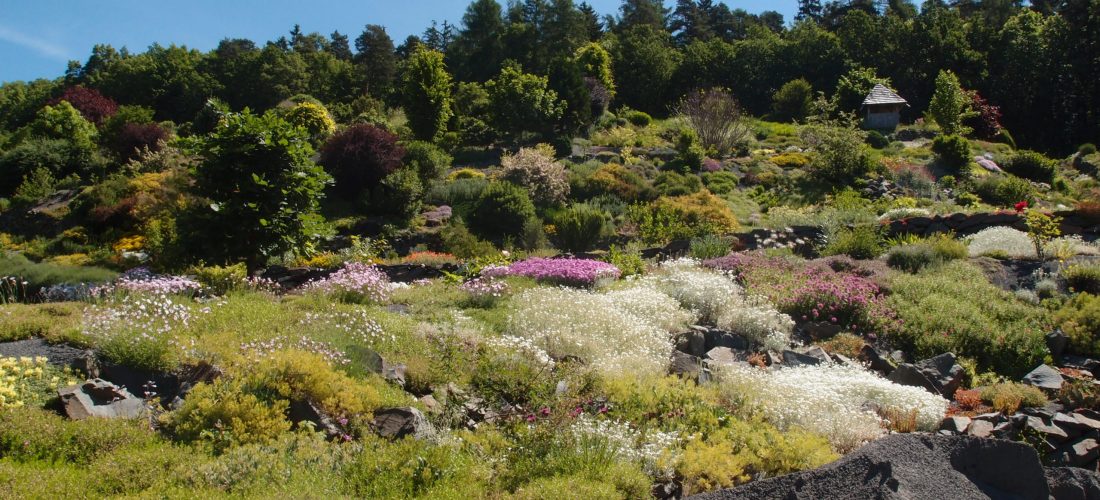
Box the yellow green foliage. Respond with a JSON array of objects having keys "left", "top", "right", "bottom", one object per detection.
[
  {"left": 587, "top": 163, "right": 653, "bottom": 201},
  {"left": 653, "top": 190, "right": 739, "bottom": 234},
  {"left": 448, "top": 167, "right": 486, "bottom": 180},
  {"left": 677, "top": 420, "right": 837, "bottom": 495},
  {"left": 47, "top": 253, "right": 93, "bottom": 266},
  {"left": 0, "top": 356, "right": 78, "bottom": 408},
  {"left": 509, "top": 475, "right": 623, "bottom": 499},
  {"left": 769, "top": 152, "right": 810, "bottom": 169},
  {"left": 167, "top": 379, "right": 292, "bottom": 450},
  {"left": 603, "top": 375, "right": 724, "bottom": 433},
  {"left": 345, "top": 434, "right": 491, "bottom": 498},
  {"left": 1054, "top": 293, "right": 1100, "bottom": 357},
  {"left": 285, "top": 101, "right": 336, "bottom": 141},
  {"left": 980, "top": 382, "right": 1048, "bottom": 414},
  {"left": 190, "top": 262, "right": 247, "bottom": 295},
  {"left": 0, "top": 303, "right": 83, "bottom": 343}
]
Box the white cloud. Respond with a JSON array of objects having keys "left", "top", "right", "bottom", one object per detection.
[{"left": 0, "top": 24, "right": 71, "bottom": 61}]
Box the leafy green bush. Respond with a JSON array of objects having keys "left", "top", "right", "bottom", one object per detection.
[
  {"left": 468, "top": 182, "right": 537, "bottom": 243},
  {"left": 1064, "top": 263, "right": 1100, "bottom": 294},
  {"left": 1005, "top": 150, "right": 1056, "bottom": 183},
  {"left": 888, "top": 261, "right": 1050, "bottom": 376},
  {"left": 822, "top": 225, "right": 883, "bottom": 260},
  {"left": 801, "top": 124, "right": 877, "bottom": 183},
  {"left": 604, "top": 245, "right": 646, "bottom": 277},
  {"left": 622, "top": 109, "right": 652, "bottom": 127},
  {"left": 553, "top": 204, "right": 609, "bottom": 253},
  {"left": 974, "top": 175, "right": 1034, "bottom": 206},
  {"left": 931, "top": 134, "right": 970, "bottom": 171},
  {"left": 1054, "top": 293, "right": 1100, "bottom": 358},
  {"left": 630, "top": 191, "right": 739, "bottom": 245},
  {"left": 188, "top": 109, "right": 331, "bottom": 269},
  {"left": 702, "top": 171, "right": 737, "bottom": 194},
  {"left": 402, "top": 140, "right": 452, "bottom": 185},
  {"left": 368, "top": 167, "right": 423, "bottom": 221},
  {"left": 769, "top": 152, "right": 810, "bottom": 169},
  {"left": 1079, "top": 143, "right": 1098, "bottom": 156},
  {"left": 345, "top": 434, "right": 488, "bottom": 498},
  {"left": 579, "top": 163, "right": 655, "bottom": 202},
  {"left": 676, "top": 129, "right": 705, "bottom": 172},
  {"left": 771, "top": 78, "right": 812, "bottom": 122}
]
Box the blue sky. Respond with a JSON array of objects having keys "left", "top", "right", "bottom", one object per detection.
[{"left": 0, "top": 1, "right": 797, "bottom": 83}]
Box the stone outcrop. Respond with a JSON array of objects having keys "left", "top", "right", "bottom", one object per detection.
[{"left": 689, "top": 434, "right": 1064, "bottom": 500}]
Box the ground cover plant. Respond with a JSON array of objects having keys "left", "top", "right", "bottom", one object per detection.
[{"left": 3, "top": 0, "right": 1100, "bottom": 496}]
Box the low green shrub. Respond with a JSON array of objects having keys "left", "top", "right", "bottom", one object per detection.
[
  {"left": 1063, "top": 263, "right": 1100, "bottom": 295},
  {"left": 622, "top": 109, "right": 652, "bottom": 127},
  {"left": 866, "top": 130, "right": 889, "bottom": 149},
  {"left": 654, "top": 171, "right": 702, "bottom": 197},
  {"left": 0, "top": 406, "right": 157, "bottom": 463},
  {"left": 553, "top": 204, "right": 609, "bottom": 253},
  {"left": 344, "top": 434, "right": 489, "bottom": 498},
  {"left": 1079, "top": 143, "right": 1098, "bottom": 156},
  {"left": 822, "top": 225, "right": 884, "bottom": 260},
  {"left": 604, "top": 245, "right": 646, "bottom": 277},
  {"left": 702, "top": 171, "right": 737, "bottom": 194},
  {"left": 887, "top": 261, "right": 1050, "bottom": 377},
  {"left": 190, "top": 262, "right": 248, "bottom": 295},
  {"left": 886, "top": 234, "right": 967, "bottom": 272},
  {"left": 931, "top": 134, "right": 971, "bottom": 171},
  {"left": 441, "top": 219, "right": 498, "bottom": 259},
  {"left": 0, "top": 303, "right": 83, "bottom": 343},
  {"left": 403, "top": 140, "right": 452, "bottom": 184},
  {"left": 1005, "top": 150, "right": 1056, "bottom": 183},
  {"left": 974, "top": 174, "right": 1034, "bottom": 207}
]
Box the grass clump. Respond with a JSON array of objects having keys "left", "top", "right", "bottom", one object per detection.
[
  {"left": 1053, "top": 293, "right": 1100, "bottom": 358},
  {"left": 1063, "top": 263, "right": 1100, "bottom": 294}
]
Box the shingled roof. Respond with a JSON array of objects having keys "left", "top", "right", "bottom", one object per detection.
[{"left": 862, "top": 84, "right": 908, "bottom": 107}]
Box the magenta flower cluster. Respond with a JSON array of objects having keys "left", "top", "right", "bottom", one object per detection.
[
  {"left": 301, "top": 262, "right": 390, "bottom": 303},
  {"left": 705, "top": 252, "right": 898, "bottom": 335},
  {"left": 460, "top": 277, "right": 509, "bottom": 300},
  {"left": 482, "top": 258, "right": 621, "bottom": 287}
]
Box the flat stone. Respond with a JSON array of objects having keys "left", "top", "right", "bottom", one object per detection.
[
  {"left": 1054, "top": 412, "right": 1089, "bottom": 437},
  {"left": 58, "top": 379, "right": 145, "bottom": 420},
  {"left": 1027, "top": 416, "right": 1070, "bottom": 443},
  {"left": 940, "top": 416, "right": 971, "bottom": 434},
  {"left": 705, "top": 347, "right": 745, "bottom": 365},
  {"left": 1023, "top": 364, "right": 1065, "bottom": 391},
  {"left": 966, "top": 420, "right": 995, "bottom": 438},
  {"left": 1070, "top": 438, "right": 1100, "bottom": 466},
  {"left": 1073, "top": 412, "right": 1100, "bottom": 431}
]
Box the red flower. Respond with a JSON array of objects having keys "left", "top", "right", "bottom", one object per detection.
[{"left": 1014, "top": 201, "right": 1028, "bottom": 213}]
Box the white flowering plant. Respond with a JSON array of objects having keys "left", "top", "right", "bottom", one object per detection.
[{"left": 717, "top": 363, "right": 947, "bottom": 452}]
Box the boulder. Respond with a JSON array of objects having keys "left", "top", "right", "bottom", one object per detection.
[
  {"left": 289, "top": 399, "right": 342, "bottom": 439},
  {"left": 800, "top": 346, "right": 832, "bottom": 363},
  {"left": 1046, "top": 467, "right": 1100, "bottom": 500},
  {"left": 1026, "top": 416, "right": 1070, "bottom": 443},
  {"left": 1053, "top": 412, "right": 1090, "bottom": 438},
  {"left": 670, "top": 351, "right": 705, "bottom": 379},
  {"left": 782, "top": 350, "right": 824, "bottom": 368},
  {"left": 373, "top": 407, "right": 434, "bottom": 439},
  {"left": 676, "top": 329, "right": 707, "bottom": 357},
  {"left": 1047, "top": 329, "right": 1069, "bottom": 362},
  {"left": 57, "top": 379, "right": 145, "bottom": 420},
  {"left": 700, "top": 327, "right": 749, "bottom": 352},
  {"left": 348, "top": 346, "right": 407, "bottom": 387},
  {"left": 687, "top": 434, "right": 1050, "bottom": 500},
  {"left": 1052, "top": 438, "right": 1100, "bottom": 467},
  {"left": 976, "top": 157, "right": 1003, "bottom": 173},
  {"left": 1022, "top": 364, "right": 1065, "bottom": 391},
  {"left": 887, "top": 353, "right": 963, "bottom": 397},
  {"left": 859, "top": 345, "right": 895, "bottom": 375},
  {"left": 1073, "top": 412, "right": 1100, "bottom": 432}
]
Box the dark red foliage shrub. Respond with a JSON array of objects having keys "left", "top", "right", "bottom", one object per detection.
[
  {"left": 112, "top": 122, "right": 168, "bottom": 161},
  {"left": 967, "top": 91, "right": 1002, "bottom": 140},
  {"left": 318, "top": 124, "right": 405, "bottom": 198},
  {"left": 48, "top": 86, "right": 118, "bottom": 125}
]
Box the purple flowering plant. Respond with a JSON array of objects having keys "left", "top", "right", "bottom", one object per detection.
[
  {"left": 301, "top": 262, "right": 391, "bottom": 304},
  {"left": 482, "top": 258, "right": 621, "bottom": 287}
]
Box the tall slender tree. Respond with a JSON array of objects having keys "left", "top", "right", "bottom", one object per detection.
[{"left": 355, "top": 25, "right": 397, "bottom": 99}]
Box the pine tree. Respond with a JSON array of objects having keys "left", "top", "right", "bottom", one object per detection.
[
  {"left": 355, "top": 25, "right": 397, "bottom": 98},
  {"left": 577, "top": 2, "right": 603, "bottom": 40},
  {"left": 328, "top": 31, "right": 353, "bottom": 60},
  {"left": 399, "top": 47, "right": 454, "bottom": 141}
]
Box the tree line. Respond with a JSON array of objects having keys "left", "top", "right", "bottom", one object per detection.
[{"left": 0, "top": 0, "right": 1098, "bottom": 153}]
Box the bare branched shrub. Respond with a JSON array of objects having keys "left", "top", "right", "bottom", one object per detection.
[{"left": 677, "top": 88, "right": 750, "bottom": 156}]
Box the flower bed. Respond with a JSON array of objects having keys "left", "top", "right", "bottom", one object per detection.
[
  {"left": 301, "top": 262, "right": 391, "bottom": 304},
  {"left": 483, "top": 258, "right": 620, "bottom": 287}
]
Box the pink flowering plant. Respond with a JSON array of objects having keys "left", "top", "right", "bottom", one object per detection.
[
  {"left": 93, "top": 267, "right": 204, "bottom": 298},
  {"left": 482, "top": 258, "right": 621, "bottom": 287},
  {"left": 301, "top": 262, "right": 391, "bottom": 304},
  {"left": 705, "top": 252, "right": 898, "bottom": 335},
  {"left": 459, "top": 277, "right": 510, "bottom": 307}
]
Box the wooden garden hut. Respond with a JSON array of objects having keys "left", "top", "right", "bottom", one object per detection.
[{"left": 861, "top": 84, "right": 908, "bottom": 130}]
